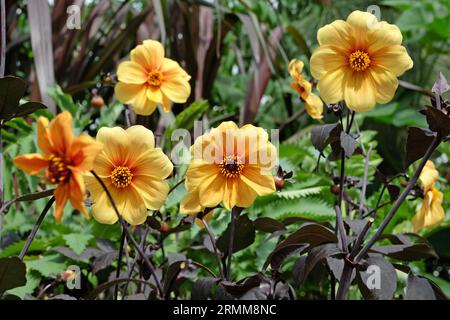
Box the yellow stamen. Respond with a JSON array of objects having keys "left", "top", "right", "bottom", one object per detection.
[
  {"left": 111, "top": 166, "right": 133, "bottom": 188},
  {"left": 147, "top": 69, "right": 163, "bottom": 87},
  {"left": 349, "top": 50, "right": 371, "bottom": 71},
  {"left": 48, "top": 154, "right": 70, "bottom": 184},
  {"left": 219, "top": 155, "right": 244, "bottom": 179}
]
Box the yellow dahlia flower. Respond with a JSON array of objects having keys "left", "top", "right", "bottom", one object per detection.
[
  {"left": 180, "top": 122, "right": 277, "bottom": 213},
  {"left": 412, "top": 160, "right": 445, "bottom": 232},
  {"left": 85, "top": 125, "right": 173, "bottom": 225},
  {"left": 14, "top": 112, "right": 103, "bottom": 223},
  {"left": 289, "top": 59, "right": 323, "bottom": 119},
  {"left": 413, "top": 186, "right": 445, "bottom": 232},
  {"left": 310, "top": 10, "right": 413, "bottom": 112},
  {"left": 115, "top": 40, "right": 191, "bottom": 116},
  {"left": 419, "top": 160, "right": 439, "bottom": 191}
]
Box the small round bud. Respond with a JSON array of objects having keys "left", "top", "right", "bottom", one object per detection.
[
  {"left": 331, "top": 185, "right": 340, "bottom": 195},
  {"left": 275, "top": 176, "right": 285, "bottom": 190},
  {"left": 160, "top": 222, "right": 170, "bottom": 233},
  {"left": 91, "top": 95, "right": 105, "bottom": 108}
]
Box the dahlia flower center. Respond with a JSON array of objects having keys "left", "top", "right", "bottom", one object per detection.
[
  {"left": 111, "top": 166, "right": 133, "bottom": 188},
  {"left": 147, "top": 70, "right": 163, "bottom": 87},
  {"left": 219, "top": 155, "right": 244, "bottom": 179},
  {"left": 349, "top": 50, "right": 371, "bottom": 72},
  {"left": 48, "top": 154, "right": 70, "bottom": 184}
]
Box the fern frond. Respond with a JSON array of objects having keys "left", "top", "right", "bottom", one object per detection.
[{"left": 275, "top": 186, "right": 326, "bottom": 200}]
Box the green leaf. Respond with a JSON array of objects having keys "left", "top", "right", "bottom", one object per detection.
[
  {"left": 0, "top": 257, "right": 27, "bottom": 294},
  {"left": 47, "top": 85, "right": 78, "bottom": 116},
  {"left": 7, "top": 271, "right": 41, "bottom": 299},
  {"left": 275, "top": 186, "right": 325, "bottom": 200},
  {"left": 63, "top": 234, "right": 93, "bottom": 255},
  {"left": 26, "top": 255, "right": 67, "bottom": 277}
]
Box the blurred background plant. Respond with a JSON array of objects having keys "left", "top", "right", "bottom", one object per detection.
[{"left": 0, "top": 0, "right": 449, "bottom": 300}]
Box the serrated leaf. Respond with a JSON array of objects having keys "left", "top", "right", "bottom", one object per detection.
[
  {"left": 26, "top": 255, "right": 67, "bottom": 277},
  {"left": 275, "top": 186, "right": 325, "bottom": 200},
  {"left": 63, "top": 234, "right": 93, "bottom": 255}
]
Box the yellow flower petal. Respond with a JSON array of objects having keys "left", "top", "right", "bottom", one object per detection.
[
  {"left": 419, "top": 161, "right": 439, "bottom": 191},
  {"left": 132, "top": 178, "right": 169, "bottom": 210},
  {"left": 132, "top": 148, "right": 173, "bottom": 179},
  {"left": 117, "top": 61, "right": 148, "bottom": 84},
  {"left": 143, "top": 39, "right": 165, "bottom": 69},
  {"left": 198, "top": 174, "right": 225, "bottom": 208},
  {"left": 305, "top": 94, "right": 324, "bottom": 120},
  {"left": 91, "top": 192, "right": 119, "bottom": 225},
  {"left": 126, "top": 125, "right": 155, "bottom": 150},
  {"left": 115, "top": 82, "right": 146, "bottom": 104},
  {"left": 240, "top": 166, "right": 276, "bottom": 196},
  {"left": 317, "top": 19, "right": 352, "bottom": 48},
  {"left": 133, "top": 87, "right": 158, "bottom": 116},
  {"left": 310, "top": 46, "right": 346, "bottom": 80},
  {"left": 96, "top": 127, "right": 130, "bottom": 164},
  {"left": 180, "top": 188, "right": 204, "bottom": 214},
  {"left": 369, "top": 66, "right": 398, "bottom": 104},
  {"left": 413, "top": 187, "right": 445, "bottom": 232},
  {"left": 120, "top": 187, "right": 148, "bottom": 226},
  {"left": 160, "top": 79, "right": 191, "bottom": 104},
  {"left": 235, "top": 179, "right": 258, "bottom": 208},
  {"left": 316, "top": 68, "right": 346, "bottom": 104},
  {"left": 344, "top": 74, "right": 377, "bottom": 112},
  {"left": 368, "top": 21, "right": 403, "bottom": 52},
  {"left": 147, "top": 86, "right": 163, "bottom": 103},
  {"left": 373, "top": 45, "right": 413, "bottom": 77}
]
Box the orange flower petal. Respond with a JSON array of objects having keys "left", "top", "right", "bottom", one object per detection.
[
  {"left": 14, "top": 153, "right": 49, "bottom": 175},
  {"left": 37, "top": 117, "right": 54, "bottom": 155},
  {"left": 48, "top": 111, "right": 74, "bottom": 156},
  {"left": 54, "top": 183, "right": 70, "bottom": 223},
  {"left": 69, "top": 172, "right": 89, "bottom": 219},
  {"left": 70, "top": 134, "right": 103, "bottom": 171}
]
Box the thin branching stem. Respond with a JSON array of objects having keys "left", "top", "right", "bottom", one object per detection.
[
  {"left": 226, "top": 206, "right": 241, "bottom": 280},
  {"left": 90, "top": 170, "right": 164, "bottom": 298},
  {"left": 19, "top": 196, "right": 55, "bottom": 260},
  {"left": 114, "top": 226, "right": 126, "bottom": 300},
  {"left": 354, "top": 134, "right": 440, "bottom": 262},
  {"left": 202, "top": 217, "right": 225, "bottom": 279},
  {"left": 357, "top": 145, "right": 373, "bottom": 218}
]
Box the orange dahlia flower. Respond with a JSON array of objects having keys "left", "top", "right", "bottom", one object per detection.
[
  {"left": 310, "top": 10, "right": 413, "bottom": 112},
  {"left": 85, "top": 125, "right": 173, "bottom": 225},
  {"left": 180, "top": 122, "right": 277, "bottom": 213},
  {"left": 288, "top": 59, "right": 323, "bottom": 119},
  {"left": 14, "top": 112, "right": 103, "bottom": 222},
  {"left": 115, "top": 40, "right": 191, "bottom": 116}
]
